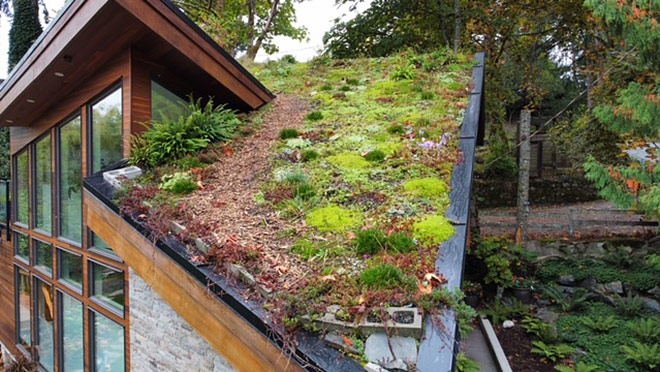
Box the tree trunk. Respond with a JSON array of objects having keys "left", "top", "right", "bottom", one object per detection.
[
  {"left": 246, "top": 0, "right": 281, "bottom": 61},
  {"left": 516, "top": 110, "right": 531, "bottom": 247},
  {"left": 453, "top": 0, "right": 460, "bottom": 52}
]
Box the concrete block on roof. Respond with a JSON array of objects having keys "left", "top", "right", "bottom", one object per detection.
[{"left": 103, "top": 166, "right": 142, "bottom": 189}]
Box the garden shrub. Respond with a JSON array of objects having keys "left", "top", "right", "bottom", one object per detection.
[
  {"left": 293, "top": 184, "right": 316, "bottom": 200},
  {"left": 176, "top": 156, "right": 205, "bottom": 170},
  {"left": 623, "top": 341, "right": 660, "bottom": 370},
  {"left": 413, "top": 215, "right": 454, "bottom": 246},
  {"left": 306, "top": 205, "right": 361, "bottom": 232},
  {"left": 387, "top": 232, "right": 416, "bottom": 253},
  {"left": 364, "top": 149, "right": 386, "bottom": 163},
  {"left": 280, "top": 128, "right": 300, "bottom": 139},
  {"left": 130, "top": 98, "right": 239, "bottom": 167},
  {"left": 159, "top": 172, "right": 198, "bottom": 194},
  {"left": 404, "top": 178, "right": 448, "bottom": 198},
  {"left": 306, "top": 111, "right": 324, "bottom": 121},
  {"left": 300, "top": 149, "right": 319, "bottom": 162},
  {"left": 354, "top": 229, "right": 388, "bottom": 255},
  {"left": 387, "top": 125, "right": 406, "bottom": 135}
]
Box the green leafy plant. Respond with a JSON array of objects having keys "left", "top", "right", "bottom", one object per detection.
[
  {"left": 392, "top": 63, "right": 416, "bottom": 80},
  {"left": 354, "top": 229, "right": 388, "bottom": 255},
  {"left": 531, "top": 341, "right": 575, "bottom": 362},
  {"left": 555, "top": 362, "right": 600, "bottom": 372},
  {"left": 159, "top": 172, "right": 198, "bottom": 194},
  {"left": 581, "top": 316, "right": 620, "bottom": 333},
  {"left": 130, "top": 98, "right": 239, "bottom": 167},
  {"left": 420, "top": 91, "right": 435, "bottom": 100},
  {"left": 293, "top": 184, "right": 316, "bottom": 200},
  {"left": 622, "top": 341, "right": 660, "bottom": 370},
  {"left": 306, "top": 111, "right": 324, "bottom": 121},
  {"left": 456, "top": 353, "right": 480, "bottom": 372},
  {"left": 543, "top": 287, "right": 591, "bottom": 312},
  {"left": 522, "top": 316, "right": 559, "bottom": 344},
  {"left": 614, "top": 293, "right": 647, "bottom": 318},
  {"left": 279, "top": 128, "right": 300, "bottom": 139},
  {"left": 482, "top": 298, "right": 531, "bottom": 325},
  {"left": 627, "top": 318, "right": 660, "bottom": 343},
  {"left": 364, "top": 149, "right": 386, "bottom": 163}
]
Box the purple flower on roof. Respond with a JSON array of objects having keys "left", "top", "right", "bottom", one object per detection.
[{"left": 418, "top": 141, "right": 435, "bottom": 150}]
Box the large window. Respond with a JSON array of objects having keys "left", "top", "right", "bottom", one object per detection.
[
  {"left": 16, "top": 267, "right": 31, "bottom": 350},
  {"left": 35, "top": 279, "right": 55, "bottom": 372},
  {"left": 58, "top": 249, "right": 83, "bottom": 291},
  {"left": 34, "top": 239, "right": 53, "bottom": 276},
  {"left": 35, "top": 134, "right": 52, "bottom": 233},
  {"left": 15, "top": 232, "right": 29, "bottom": 262},
  {"left": 59, "top": 293, "right": 84, "bottom": 372},
  {"left": 16, "top": 149, "right": 29, "bottom": 226},
  {"left": 151, "top": 80, "right": 186, "bottom": 122},
  {"left": 90, "top": 262, "right": 124, "bottom": 313},
  {"left": 13, "top": 84, "right": 128, "bottom": 372},
  {"left": 92, "top": 311, "right": 125, "bottom": 372},
  {"left": 90, "top": 87, "right": 123, "bottom": 173},
  {"left": 59, "top": 116, "right": 82, "bottom": 243}
]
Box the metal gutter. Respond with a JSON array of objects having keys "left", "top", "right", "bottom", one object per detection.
[{"left": 417, "top": 52, "right": 486, "bottom": 372}]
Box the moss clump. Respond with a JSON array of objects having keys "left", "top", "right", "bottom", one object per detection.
[
  {"left": 307, "top": 111, "right": 324, "bottom": 121},
  {"left": 320, "top": 84, "right": 333, "bottom": 91},
  {"left": 355, "top": 229, "right": 388, "bottom": 255},
  {"left": 403, "top": 178, "right": 448, "bottom": 198},
  {"left": 414, "top": 215, "right": 455, "bottom": 246},
  {"left": 364, "top": 150, "right": 386, "bottom": 163},
  {"left": 387, "top": 232, "right": 416, "bottom": 253},
  {"left": 307, "top": 205, "right": 361, "bottom": 232},
  {"left": 328, "top": 153, "right": 371, "bottom": 169},
  {"left": 280, "top": 128, "right": 300, "bottom": 139},
  {"left": 377, "top": 142, "right": 403, "bottom": 156},
  {"left": 291, "top": 238, "right": 320, "bottom": 260},
  {"left": 301, "top": 149, "right": 319, "bottom": 162},
  {"left": 361, "top": 263, "right": 414, "bottom": 289}
]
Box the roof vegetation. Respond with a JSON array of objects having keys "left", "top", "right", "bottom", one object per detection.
[{"left": 119, "top": 49, "right": 474, "bottom": 355}]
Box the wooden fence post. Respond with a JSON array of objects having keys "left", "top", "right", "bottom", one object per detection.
[{"left": 516, "top": 110, "right": 531, "bottom": 246}]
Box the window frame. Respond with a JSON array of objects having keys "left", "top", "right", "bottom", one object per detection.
[
  {"left": 32, "top": 132, "right": 53, "bottom": 237},
  {"left": 88, "top": 259, "right": 125, "bottom": 318},
  {"left": 57, "top": 247, "right": 84, "bottom": 294},
  {"left": 33, "top": 277, "right": 55, "bottom": 372},
  {"left": 90, "top": 308, "right": 126, "bottom": 372},
  {"left": 14, "top": 231, "right": 30, "bottom": 264},
  {"left": 14, "top": 265, "right": 32, "bottom": 354},
  {"left": 57, "top": 290, "right": 85, "bottom": 372},
  {"left": 87, "top": 82, "right": 124, "bottom": 175},
  {"left": 56, "top": 112, "right": 83, "bottom": 247},
  {"left": 32, "top": 237, "right": 54, "bottom": 278},
  {"left": 13, "top": 147, "right": 30, "bottom": 229}
]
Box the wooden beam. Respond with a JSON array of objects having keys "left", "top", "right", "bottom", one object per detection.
[{"left": 84, "top": 190, "right": 302, "bottom": 372}]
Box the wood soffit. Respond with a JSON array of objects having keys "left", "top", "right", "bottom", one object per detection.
[{"left": 0, "top": 0, "right": 273, "bottom": 128}]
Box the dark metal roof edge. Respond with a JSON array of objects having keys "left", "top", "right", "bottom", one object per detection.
[
  {"left": 159, "top": 0, "right": 276, "bottom": 100},
  {"left": 82, "top": 174, "right": 364, "bottom": 372},
  {"left": 0, "top": 0, "right": 76, "bottom": 93},
  {"left": 416, "top": 52, "right": 486, "bottom": 372}
]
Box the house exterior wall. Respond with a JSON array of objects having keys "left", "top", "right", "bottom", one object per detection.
[{"left": 128, "top": 268, "right": 236, "bottom": 372}]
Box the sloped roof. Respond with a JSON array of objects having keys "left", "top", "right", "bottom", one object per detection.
[{"left": 0, "top": 0, "right": 273, "bottom": 127}]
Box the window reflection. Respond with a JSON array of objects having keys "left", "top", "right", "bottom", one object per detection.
[
  {"left": 59, "top": 116, "right": 82, "bottom": 243},
  {"left": 60, "top": 293, "right": 84, "bottom": 372},
  {"left": 93, "top": 312, "right": 125, "bottom": 372},
  {"left": 17, "top": 267, "right": 31, "bottom": 350},
  {"left": 16, "top": 150, "right": 29, "bottom": 225},
  {"left": 35, "top": 279, "right": 55, "bottom": 372},
  {"left": 91, "top": 88, "right": 123, "bottom": 173},
  {"left": 91, "top": 262, "right": 124, "bottom": 312},
  {"left": 35, "top": 134, "right": 52, "bottom": 233}
]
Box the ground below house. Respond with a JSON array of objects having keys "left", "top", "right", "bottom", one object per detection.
[{"left": 480, "top": 200, "right": 657, "bottom": 240}]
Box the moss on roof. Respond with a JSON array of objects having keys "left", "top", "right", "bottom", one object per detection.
[{"left": 120, "top": 49, "right": 475, "bottom": 358}]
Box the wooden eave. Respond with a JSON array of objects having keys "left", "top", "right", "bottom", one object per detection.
[{"left": 0, "top": 0, "right": 273, "bottom": 128}]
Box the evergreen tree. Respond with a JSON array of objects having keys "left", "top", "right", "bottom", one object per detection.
[
  {"left": 8, "top": 0, "right": 42, "bottom": 71},
  {"left": 584, "top": 0, "right": 660, "bottom": 216}
]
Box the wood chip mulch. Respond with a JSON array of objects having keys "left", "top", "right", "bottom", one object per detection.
[{"left": 183, "top": 94, "right": 315, "bottom": 293}]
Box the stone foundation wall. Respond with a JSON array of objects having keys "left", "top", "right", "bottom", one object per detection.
[
  {"left": 129, "top": 268, "right": 236, "bottom": 372},
  {"left": 474, "top": 177, "right": 599, "bottom": 208}
]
